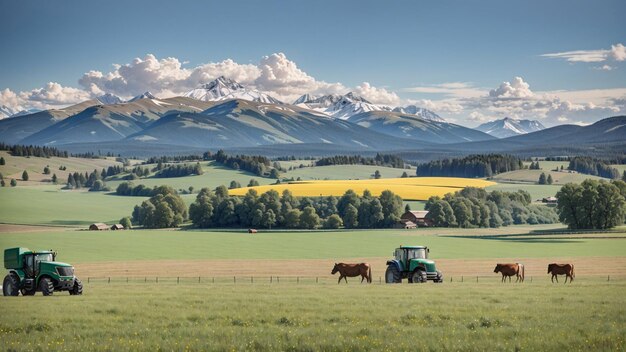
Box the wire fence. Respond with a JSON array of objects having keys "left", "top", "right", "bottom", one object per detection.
[{"left": 82, "top": 274, "right": 626, "bottom": 285}]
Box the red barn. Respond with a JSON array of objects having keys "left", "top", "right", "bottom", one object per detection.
[{"left": 400, "top": 211, "right": 433, "bottom": 227}]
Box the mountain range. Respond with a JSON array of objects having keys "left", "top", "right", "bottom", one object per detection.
[
  {"left": 0, "top": 76, "right": 623, "bottom": 158},
  {"left": 476, "top": 117, "right": 545, "bottom": 138}
]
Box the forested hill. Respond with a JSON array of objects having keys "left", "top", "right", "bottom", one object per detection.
[{"left": 415, "top": 154, "right": 523, "bottom": 178}]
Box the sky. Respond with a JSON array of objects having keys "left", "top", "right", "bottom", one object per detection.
[{"left": 0, "top": 0, "right": 625, "bottom": 127}]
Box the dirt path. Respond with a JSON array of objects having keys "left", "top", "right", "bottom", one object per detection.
[
  {"left": 0, "top": 223, "right": 70, "bottom": 233},
  {"left": 74, "top": 256, "right": 626, "bottom": 278}
]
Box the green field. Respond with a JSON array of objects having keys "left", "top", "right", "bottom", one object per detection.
[
  {"left": 282, "top": 164, "right": 412, "bottom": 181},
  {"left": 0, "top": 282, "right": 624, "bottom": 351},
  {"left": 1, "top": 227, "right": 624, "bottom": 263},
  {"left": 491, "top": 169, "right": 604, "bottom": 185}
]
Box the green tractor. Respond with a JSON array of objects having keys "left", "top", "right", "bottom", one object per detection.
[
  {"left": 385, "top": 245, "right": 443, "bottom": 284},
  {"left": 3, "top": 247, "right": 83, "bottom": 296}
]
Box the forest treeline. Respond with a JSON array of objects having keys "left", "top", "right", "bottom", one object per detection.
[
  {"left": 315, "top": 154, "right": 405, "bottom": 168},
  {"left": 416, "top": 154, "right": 523, "bottom": 178}
]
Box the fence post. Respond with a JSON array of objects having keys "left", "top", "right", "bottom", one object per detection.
[
  {"left": 126, "top": 277, "right": 128, "bottom": 283},
  {"left": 379, "top": 277, "right": 382, "bottom": 284},
  {"left": 461, "top": 276, "right": 464, "bottom": 283},
  {"left": 608, "top": 275, "right": 610, "bottom": 282},
  {"left": 88, "top": 277, "right": 90, "bottom": 284},
  {"left": 198, "top": 276, "right": 200, "bottom": 283},
  {"left": 316, "top": 277, "right": 318, "bottom": 284},
  {"left": 234, "top": 276, "right": 236, "bottom": 284},
  {"left": 277, "top": 276, "right": 280, "bottom": 284},
  {"left": 530, "top": 276, "right": 532, "bottom": 283},
  {"left": 177, "top": 277, "right": 179, "bottom": 284},
  {"left": 476, "top": 276, "right": 478, "bottom": 283},
  {"left": 251, "top": 276, "right": 253, "bottom": 284},
  {"left": 270, "top": 276, "right": 273, "bottom": 283},
  {"left": 156, "top": 277, "right": 158, "bottom": 284},
  {"left": 108, "top": 277, "right": 110, "bottom": 284},
  {"left": 212, "top": 277, "right": 215, "bottom": 284},
  {"left": 297, "top": 277, "right": 299, "bottom": 284}
]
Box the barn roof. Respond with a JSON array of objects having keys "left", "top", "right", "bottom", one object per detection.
[{"left": 406, "top": 211, "right": 429, "bottom": 218}]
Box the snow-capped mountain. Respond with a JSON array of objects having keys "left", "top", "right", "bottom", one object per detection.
[
  {"left": 294, "top": 92, "right": 391, "bottom": 120},
  {"left": 96, "top": 93, "right": 123, "bottom": 105},
  {"left": 11, "top": 109, "right": 42, "bottom": 118},
  {"left": 0, "top": 105, "right": 22, "bottom": 119},
  {"left": 476, "top": 117, "right": 545, "bottom": 138},
  {"left": 392, "top": 105, "right": 445, "bottom": 122},
  {"left": 183, "top": 76, "right": 283, "bottom": 104},
  {"left": 129, "top": 91, "right": 158, "bottom": 102}
]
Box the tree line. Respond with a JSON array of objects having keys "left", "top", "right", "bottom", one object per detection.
[
  {"left": 568, "top": 157, "right": 620, "bottom": 179},
  {"left": 556, "top": 179, "right": 626, "bottom": 230},
  {"left": 415, "top": 154, "right": 523, "bottom": 178},
  {"left": 0, "top": 143, "right": 69, "bottom": 158},
  {"left": 66, "top": 169, "right": 110, "bottom": 191},
  {"left": 425, "top": 187, "right": 558, "bottom": 228},
  {"left": 315, "top": 154, "right": 405, "bottom": 168},
  {"left": 154, "top": 163, "right": 203, "bottom": 178},
  {"left": 214, "top": 150, "right": 274, "bottom": 177}
]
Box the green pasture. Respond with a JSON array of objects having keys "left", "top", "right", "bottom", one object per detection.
[
  {"left": 486, "top": 183, "right": 562, "bottom": 200},
  {"left": 0, "top": 227, "right": 624, "bottom": 263},
  {"left": 0, "top": 151, "right": 120, "bottom": 180},
  {"left": 282, "top": 164, "right": 411, "bottom": 180},
  {"left": 491, "top": 169, "right": 604, "bottom": 185},
  {"left": 0, "top": 283, "right": 624, "bottom": 351},
  {"left": 522, "top": 160, "right": 570, "bottom": 171}
]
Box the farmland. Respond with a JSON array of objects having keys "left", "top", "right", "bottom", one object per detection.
[{"left": 229, "top": 177, "right": 495, "bottom": 200}]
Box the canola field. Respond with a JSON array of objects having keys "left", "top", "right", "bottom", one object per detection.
[{"left": 228, "top": 177, "right": 495, "bottom": 200}]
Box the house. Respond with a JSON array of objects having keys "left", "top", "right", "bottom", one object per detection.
[
  {"left": 393, "top": 220, "right": 417, "bottom": 229},
  {"left": 89, "top": 223, "right": 109, "bottom": 231},
  {"left": 542, "top": 196, "right": 558, "bottom": 204},
  {"left": 400, "top": 210, "right": 433, "bottom": 227},
  {"left": 110, "top": 224, "right": 125, "bottom": 230}
]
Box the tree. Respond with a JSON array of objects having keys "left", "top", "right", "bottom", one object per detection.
[
  {"left": 374, "top": 170, "right": 381, "bottom": 179},
  {"left": 547, "top": 174, "right": 553, "bottom": 185},
  {"left": 189, "top": 191, "right": 215, "bottom": 228},
  {"left": 248, "top": 179, "right": 260, "bottom": 187},
  {"left": 0, "top": 180, "right": 4, "bottom": 187},
  {"left": 342, "top": 204, "right": 359, "bottom": 229},
  {"left": 556, "top": 180, "right": 626, "bottom": 230},
  {"left": 401, "top": 171, "right": 408, "bottom": 178},
  {"left": 405, "top": 204, "right": 411, "bottom": 213},
  {"left": 269, "top": 169, "right": 280, "bottom": 179},
  {"left": 378, "top": 190, "right": 403, "bottom": 227},
  {"left": 324, "top": 214, "right": 343, "bottom": 229},
  {"left": 120, "top": 217, "right": 132, "bottom": 229},
  {"left": 188, "top": 186, "right": 194, "bottom": 194},
  {"left": 622, "top": 170, "right": 626, "bottom": 182},
  {"left": 261, "top": 209, "right": 277, "bottom": 229},
  {"left": 43, "top": 166, "right": 50, "bottom": 175},
  {"left": 51, "top": 173, "right": 57, "bottom": 184},
  {"left": 10, "top": 179, "right": 17, "bottom": 187},
  {"left": 299, "top": 206, "right": 320, "bottom": 229},
  {"left": 22, "top": 170, "right": 29, "bottom": 181},
  {"left": 284, "top": 209, "right": 301, "bottom": 228},
  {"left": 0, "top": 156, "right": 4, "bottom": 165},
  {"left": 89, "top": 180, "right": 107, "bottom": 191},
  {"left": 337, "top": 190, "right": 360, "bottom": 218},
  {"left": 538, "top": 172, "right": 547, "bottom": 185},
  {"left": 229, "top": 180, "right": 241, "bottom": 189}
]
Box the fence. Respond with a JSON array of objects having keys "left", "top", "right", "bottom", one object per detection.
[{"left": 83, "top": 274, "right": 625, "bottom": 285}]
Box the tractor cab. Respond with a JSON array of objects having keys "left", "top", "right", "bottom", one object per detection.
[{"left": 385, "top": 245, "right": 443, "bottom": 284}]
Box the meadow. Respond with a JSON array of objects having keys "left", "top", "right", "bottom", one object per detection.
[{"left": 0, "top": 282, "right": 624, "bottom": 351}]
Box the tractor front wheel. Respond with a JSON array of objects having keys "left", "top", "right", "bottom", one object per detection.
[
  {"left": 434, "top": 271, "right": 444, "bottom": 283},
  {"left": 39, "top": 277, "right": 54, "bottom": 296},
  {"left": 70, "top": 278, "right": 83, "bottom": 295},
  {"left": 2, "top": 274, "right": 19, "bottom": 296},
  {"left": 410, "top": 270, "right": 427, "bottom": 283},
  {"left": 385, "top": 265, "right": 402, "bottom": 283}
]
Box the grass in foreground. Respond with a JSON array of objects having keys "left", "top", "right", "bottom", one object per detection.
[{"left": 0, "top": 282, "right": 624, "bottom": 351}]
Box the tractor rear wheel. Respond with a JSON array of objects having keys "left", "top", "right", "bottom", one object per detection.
[
  {"left": 385, "top": 265, "right": 402, "bottom": 283},
  {"left": 39, "top": 277, "right": 54, "bottom": 296},
  {"left": 70, "top": 278, "right": 83, "bottom": 295},
  {"left": 2, "top": 274, "right": 19, "bottom": 296},
  {"left": 410, "top": 269, "right": 427, "bottom": 283}
]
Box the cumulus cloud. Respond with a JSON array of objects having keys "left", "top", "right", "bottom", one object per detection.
[
  {"left": 0, "top": 88, "right": 24, "bottom": 110},
  {"left": 593, "top": 64, "right": 615, "bottom": 71},
  {"left": 488, "top": 77, "right": 533, "bottom": 99},
  {"left": 20, "top": 82, "right": 91, "bottom": 109},
  {"left": 352, "top": 82, "right": 401, "bottom": 106},
  {"left": 541, "top": 43, "right": 626, "bottom": 63}
]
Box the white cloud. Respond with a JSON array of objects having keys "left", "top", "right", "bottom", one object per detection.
[
  {"left": 541, "top": 43, "right": 626, "bottom": 63},
  {"left": 353, "top": 82, "right": 401, "bottom": 105},
  {"left": 488, "top": 77, "right": 533, "bottom": 99},
  {"left": 20, "top": 82, "right": 91, "bottom": 109},
  {"left": 0, "top": 88, "right": 24, "bottom": 110},
  {"left": 593, "top": 64, "right": 614, "bottom": 71}
]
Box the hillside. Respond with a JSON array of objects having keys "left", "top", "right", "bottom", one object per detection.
[{"left": 347, "top": 111, "right": 494, "bottom": 144}]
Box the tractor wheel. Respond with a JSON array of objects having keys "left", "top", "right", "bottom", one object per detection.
[
  {"left": 410, "top": 269, "right": 427, "bottom": 283},
  {"left": 70, "top": 278, "right": 83, "bottom": 295},
  {"left": 21, "top": 288, "right": 36, "bottom": 296},
  {"left": 385, "top": 265, "right": 402, "bottom": 283},
  {"left": 2, "top": 274, "right": 19, "bottom": 296},
  {"left": 39, "top": 277, "right": 54, "bottom": 296},
  {"left": 434, "top": 271, "right": 444, "bottom": 283}
]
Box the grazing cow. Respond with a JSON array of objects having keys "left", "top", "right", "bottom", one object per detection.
[
  {"left": 494, "top": 263, "right": 524, "bottom": 283},
  {"left": 547, "top": 263, "right": 575, "bottom": 283},
  {"left": 331, "top": 263, "right": 372, "bottom": 284}
]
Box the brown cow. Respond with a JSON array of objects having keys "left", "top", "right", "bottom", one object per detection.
[
  {"left": 331, "top": 263, "right": 372, "bottom": 284},
  {"left": 548, "top": 263, "right": 575, "bottom": 283},
  {"left": 494, "top": 263, "right": 524, "bottom": 283}
]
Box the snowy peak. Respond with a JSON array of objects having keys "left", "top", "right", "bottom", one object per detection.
[
  {"left": 293, "top": 94, "right": 318, "bottom": 105},
  {"left": 295, "top": 92, "right": 390, "bottom": 119},
  {"left": 129, "top": 91, "right": 158, "bottom": 102},
  {"left": 392, "top": 105, "right": 445, "bottom": 122},
  {"left": 183, "top": 76, "right": 282, "bottom": 104},
  {"left": 476, "top": 117, "right": 545, "bottom": 138},
  {"left": 0, "top": 105, "right": 21, "bottom": 119},
  {"left": 96, "top": 93, "right": 123, "bottom": 105}
]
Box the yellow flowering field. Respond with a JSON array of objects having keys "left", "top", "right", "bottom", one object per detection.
[{"left": 228, "top": 177, "right": 495, "bottom": 200}]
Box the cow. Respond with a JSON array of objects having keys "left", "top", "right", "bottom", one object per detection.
[
  {"left": 331, "top": 263, "right": 372, "bottom": 284},
  {"left": 547, "top": 263, "right": 575, "bottom": 283},
  {"left": 494, "top": 263, "right": 524, "bottom": 283}
]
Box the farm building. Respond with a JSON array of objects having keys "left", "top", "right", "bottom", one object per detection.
[
  {"left": 542, "top": 196, "right": 558, "bottom": 204},
  {"left": 400, "top": 211, "right": 433, "bottom": 227},
  {"left": 394, "top": 220, "right": 417, "bottom": 229},
  {"left": 89, "top": 223, "right": 109, "bottom": 231},
  {"left": 110, "top": 224, "right": 125, "bottom": 230}
]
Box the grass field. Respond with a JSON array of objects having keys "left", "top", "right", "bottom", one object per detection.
[
  {"left": 0, "top": 282, "right": 624, "bottom": 351},
  {"left": 281, "top": 164, "right": 412, "bottom": 181},
  {"left": 486, "top": 183, "right": 562, "bottom": 201},
  {"left": 491, "top": 169, "right": 604, "bottom": 185}
]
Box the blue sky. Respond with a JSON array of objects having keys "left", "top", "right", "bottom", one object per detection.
[{"left": 1, "top": 0, "right": 624, "bottom": 126}]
